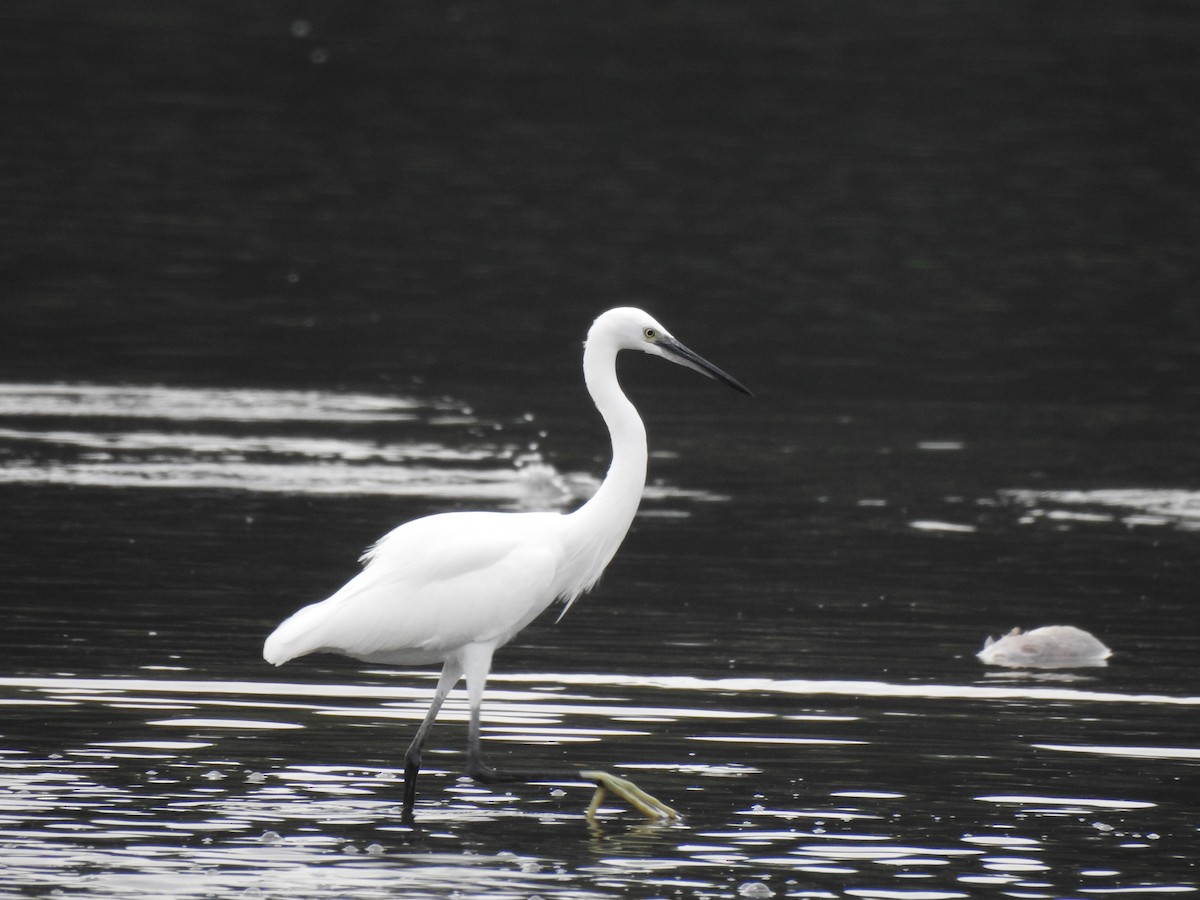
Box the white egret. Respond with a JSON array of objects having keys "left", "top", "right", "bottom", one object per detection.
[{"left": 263, "top": 307, "right": 750, "bottom": 821}]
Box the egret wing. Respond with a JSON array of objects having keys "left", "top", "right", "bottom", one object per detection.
[{"left": 263, "top": 511, "right": 564, "bottom": 665}]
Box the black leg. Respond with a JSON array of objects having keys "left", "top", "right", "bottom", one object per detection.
[
  {"left": 400, "top": 659, "right": 463, "bottom": 823},
  {"left": 401, "top": 741, "right": 422, "bottom": 824}
]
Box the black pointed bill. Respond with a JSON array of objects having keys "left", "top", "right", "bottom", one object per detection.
[{"left": 660, "top": 337, "right": 753, "bottom": 396}]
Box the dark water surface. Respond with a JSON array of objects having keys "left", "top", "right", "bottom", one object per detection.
[{"left": 2, "top": 3, "right": 1199, "bottom": 897}]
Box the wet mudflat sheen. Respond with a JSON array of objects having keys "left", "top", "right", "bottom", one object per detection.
[{"left": 2, "top": 2, "right": 1199, "bottom": 898}]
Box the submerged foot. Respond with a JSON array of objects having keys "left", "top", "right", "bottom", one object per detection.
[{"left": 464, "top": 761, "right": 516, "bottom": 784}]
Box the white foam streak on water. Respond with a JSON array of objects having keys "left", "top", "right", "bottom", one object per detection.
[
  {"left": 0, "top": 383, "right": 554, "bottom": 501},
  {"left": 974, "top": 794, "right": 1155, "bottom": 810},
  {"left": 488, "top": 672, "right": 1200, "bottom": 707},
  {"left": 2, "top": 672, "right": 1197, "bottom": 709},
  {"left": 1033, "top": 743, "right": 1200, "bottom": 761},
  {"left": 1005, "top": 489, "right": 1200, "bottom": 527},
  {"left": 0, "top": 427, "right": 496, "bottom": 462},
  {"left": 0, "top": 458, "right": 573, "bottom": 501},
  {"left": 0, "top": 456, "right": 721, "bottom": 506},
  {"left": 0, "top": 383, "right": 730, "bottom": 507},
  {"left": 0, "top": 383, "right": 439, "bottom": 422}
]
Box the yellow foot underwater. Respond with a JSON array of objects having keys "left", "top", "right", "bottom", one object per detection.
[{"left": 579, "top": 770, "right": 680, "bottom": 822}]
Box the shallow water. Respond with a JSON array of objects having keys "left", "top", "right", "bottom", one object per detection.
[
  {"left": 3, "top": 2, "right": 1200, "bottom": 897},
  {"left": 1, "top": 667, "right": 1198, "bottom": 899},
  {"left": 2, "top": 382, "right": 1197, "bottom": 898}
]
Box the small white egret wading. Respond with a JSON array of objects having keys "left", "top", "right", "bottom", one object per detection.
[{"left": 263, "top": 308, "right": 750, "bottom": 822}]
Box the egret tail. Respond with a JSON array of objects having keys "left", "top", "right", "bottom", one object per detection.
[{"left": 263, "top": 601, "right": 335, "bottom": 666}]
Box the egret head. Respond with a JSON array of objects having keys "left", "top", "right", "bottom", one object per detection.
[{"left": 590, "top": 307, "right": 753, "bottom": 396}]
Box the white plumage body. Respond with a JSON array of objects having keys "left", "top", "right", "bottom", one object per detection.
[{"left": 263, "top": 507, "right": 620, "bottom": 667}]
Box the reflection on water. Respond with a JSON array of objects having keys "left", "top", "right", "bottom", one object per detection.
[
  {"left": 1004, "top": 489, "right": 1200, "bottom": 532},
  {"left": 2, "top": 379, "right": 1198, "bottom": 897},
  {"left": 3, "top": 377, "right": 1198, "bottom": 897},
  {"left": 0, "top": 383, "right": 733, "bottom": 508},
  {"left": 1, "top": 671, "right": 1197, "bottom": 898},
  {"left": 0, "top": 384, "right": 435, "bottom": 423}
]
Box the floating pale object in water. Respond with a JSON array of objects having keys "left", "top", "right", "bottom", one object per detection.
[
  {"left": 580, "top": 770, "right": 680, "bottom": 821},
  {"left": 977, "top": 625, "right": 1112, "bottom": 669}
]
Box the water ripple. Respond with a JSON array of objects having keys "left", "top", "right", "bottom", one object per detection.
[
  {"left": 0, "top": 383, "right": 437, "bottom": 423},
  {"left": 1004, "top": 489, "right": 1200, "bottom": 530},
  {"left": 1, "top": 670, "right": 1195, "bottom": 898},
  {"left": 0, "top": 383, "right": 727, "bottom": 508}
]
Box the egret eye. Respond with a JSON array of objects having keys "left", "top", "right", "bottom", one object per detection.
[{"left": 643, "top": 327, "right": 658, "bottom": 341}]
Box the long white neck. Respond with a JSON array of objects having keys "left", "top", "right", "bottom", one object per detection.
[
  {"left": 560, "top": 331, "right": 647, "bottom": 602},
  {"left": 579, "top": 336, "right": 648, "bottom": 524}
]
